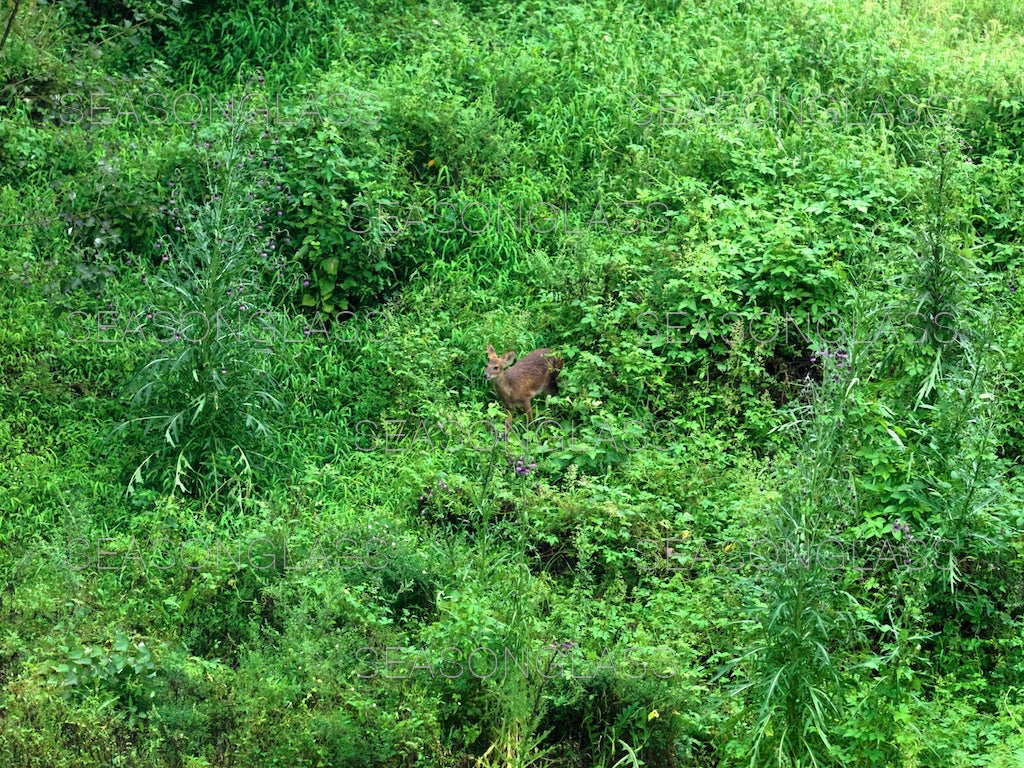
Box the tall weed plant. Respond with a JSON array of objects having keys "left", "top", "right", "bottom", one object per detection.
[
  {"left": 866, "top": 136, "right": 1016, "bottom": 663},
  {"left": 720, "top": 367, "right": 860, "bottom": 767},
  {"left": 113, "top": 98, "right": 296, "bottom": 503}
]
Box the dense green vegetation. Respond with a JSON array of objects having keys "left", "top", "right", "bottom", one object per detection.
[{"left": 2, "top": 0, "right": 1023, "bottom": 764}]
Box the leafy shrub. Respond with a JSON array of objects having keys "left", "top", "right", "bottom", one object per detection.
[{"left": 45, "top": 631, "right": 159, "bottom": 726}]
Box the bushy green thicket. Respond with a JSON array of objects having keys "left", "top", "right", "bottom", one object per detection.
[{"left": 2, "top": 0, "right": 1024, "bottom": 766}]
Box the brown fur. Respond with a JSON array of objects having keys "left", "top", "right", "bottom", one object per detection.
[{"left": 483, "top": 345, "right": 563, "bottom": 429}]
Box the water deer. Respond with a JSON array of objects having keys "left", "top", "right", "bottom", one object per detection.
[{"left": 484, "top": 344, "right": 563, "bottom": 431}]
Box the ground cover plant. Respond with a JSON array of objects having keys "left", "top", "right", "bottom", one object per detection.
[{"left": 2, "top": 0, "right": 1023, "bottom": 765}]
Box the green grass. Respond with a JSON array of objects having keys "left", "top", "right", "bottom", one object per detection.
[{"left": 2, "top": 0, "right": 1023, "bottom": 765}]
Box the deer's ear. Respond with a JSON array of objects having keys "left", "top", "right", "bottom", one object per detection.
[
  {"left": 501, "top": 351, "right": 517, "bottom": 366},
  {"left": 486, "top": 344, "right": 497, "bottom": 358}
]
